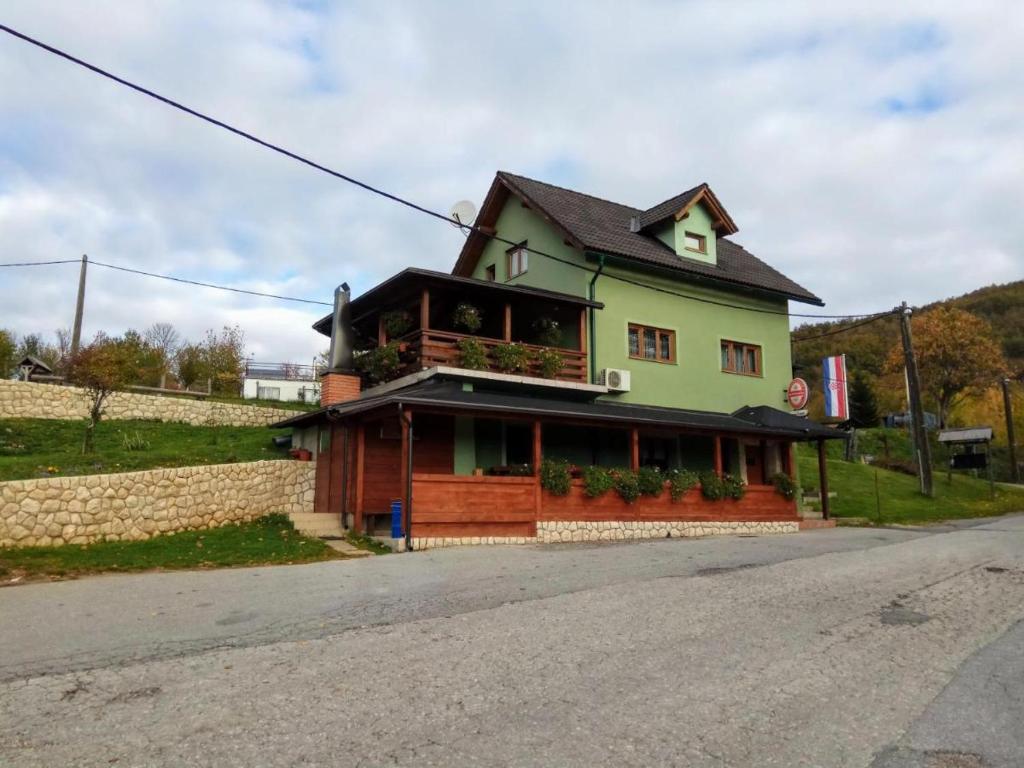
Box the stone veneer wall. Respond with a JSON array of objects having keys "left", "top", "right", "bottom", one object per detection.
[
  {"left": 411, "top": 520, "right": 798, "bottom": 549},
  {"left": 0, "top": 379, "right": 296, "bottom": 427},
  {"left": 0, "top": 460, "right": 315, "bottom": 547}
]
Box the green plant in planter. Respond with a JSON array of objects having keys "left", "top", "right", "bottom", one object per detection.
[
  {"left": 667, "top": 469, "right": 699, "bottom": 501},
  {"left": 770, "top": 472, "right": 796, "bottom": 500},
  {"left": 613, "top": 469, "right": 641, "bottom": 503},
  {"left": 636, "top": 466, "right": 664, "bottom": 497},
  {"left": 540, "top": 459, "right": 572, "bottom": 496},
  {"left": 582, "top": 465, "right": 615, "bottom": 498},
  {"left": 722, "top": 473, "right": 746, "bottom": 500},
  {"left": 380, "top": 310, "right": 413, "bottom": 338},
  {"left": 535, "top": 347, "right": 563, "bottom": 379},
  {"left": 456, "top": 337, "right": 487, "bottom": 370},
  {"left": 699, "top": 471, "right": 726, "bottom": 501},
  {"left": 452, "top": 302, "right": 482, "bottom": 333},
  {"left": 493, "top": 342, "right": 531, "bottom": 373},
  {"left": 532, "top": 317, "right": 561, "bottom": 347},
  {"left": 355, "top": 342, "right": 401, "bottom": 383}
]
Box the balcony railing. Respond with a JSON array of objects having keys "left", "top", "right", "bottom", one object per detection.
[{"left": 397, "top": 329, "right": 588, "bottom": 383}]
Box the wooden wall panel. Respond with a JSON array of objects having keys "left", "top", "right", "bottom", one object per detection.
[
  {"left": 361, "top": 415, "right": 456, "bottom": 514},
  {"left": 412, "top": 474, "right": 537, "bottom": 537}
]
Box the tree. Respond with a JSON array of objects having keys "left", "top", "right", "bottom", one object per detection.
[
  {"left": 119, "top": 329, "right": 164, "bottom": 387},
  {"left": 887, "top": 306, "right": 1008, "bottom": 427},
  {"left": 847, "top": 370, "right": 880, "bottom": 428},
  {"left": 201, "top": 325, "right": 246, "bottom": 395},
  {"left": 144, "top": 322, "right": 181, "bottom": 384},
  {"left": 16, "top": 333, "right": 60, "bottom": 371},
  {"left": 175, "top": 343, "right": 206, "bottom": 391},
  {"left": 0, "top": 329, "right": 15, "bottom": 379},
  {"left": 66, "top": 335, "right": 138, "bottom": 453},
  {"left": 54, "top": 328, "right": 72, "bottom": 373}
]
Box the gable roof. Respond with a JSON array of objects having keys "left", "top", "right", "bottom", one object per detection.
[{"left": 453, "top": 172, "right": 823, "bottom": 306}]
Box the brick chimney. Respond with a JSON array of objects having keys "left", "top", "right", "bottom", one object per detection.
[{"left": 320, "top": 371, "right": 361, "bottom": 406}]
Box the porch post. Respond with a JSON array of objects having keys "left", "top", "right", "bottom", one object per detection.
[
  {"left": 400, "top": 409, "right": 413, "bottom": 540},
  {"left": 578, "top": 308, "right": 587, "bottom": 353},
  {"left": 532, "top": 420, "right": 542, "bottom": 473},
  {"left": 630, "top": 428, "right": 640, "bottom": 470},
  {"left": 377, "top": 315, "right": 386, "bottom": 347},
  {"left": 354, "top": 423, "right": 365, "bottom": 533},
  {"left": 714, "top": 436, "right": 723, "bottom": 477},
  {"left": 788, "top": 442, "right": 797, "bottom": 480},
  {"left": 420, "top": 288, "right": 430, "bottom": 331},
  {"left": 503, "top": 302, "right": 512, "bottom": 341},
  {"left": 817, "top": 438, "right": 830, "bottom": 520}
]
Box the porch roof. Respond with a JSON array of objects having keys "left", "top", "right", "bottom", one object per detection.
[
  {"left": 313, "top": 267, "right": 604, "bottom": 336},
  {"left": 274, "top": 378, "right": 843, "bottom": 441}
]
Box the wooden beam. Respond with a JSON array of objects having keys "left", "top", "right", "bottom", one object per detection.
[
  {"left": 377, "top": 315, "right": 386, "bottom": 347},
  {"left": 578, "top": 307, "right": 587, "bottom": 354},
  {"left": 817, "top": 438, "right": 830, "bottom": 520},
  {"left": 420, "top": 288, "right": 430, "bottom": 331},
  {"left": 354, "top": 423, "right": 365, "bottom": 533},
  {"left": 787, "top": 442, "right": 797, "bottom": 480},
  {"left": 714, "top": 436, "right": 723, "bottom": 477},
  {"left": 532, "top": 420, "right": 543, "bottom": 474},
  {"left": 503, "top": 302, "right": 512, "bottom": 341},
  {"left": 631, "top": 428, "right": 640, "bottom": 470}
]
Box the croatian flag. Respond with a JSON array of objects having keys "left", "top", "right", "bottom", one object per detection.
[{"left": 823, "top": 355, "right": 849, "bottom": 421}]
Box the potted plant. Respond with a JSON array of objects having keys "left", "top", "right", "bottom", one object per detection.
[
  {"left": 535, "top": 347, "right": 563, "bottom": 379},
  {"left": 354, "top": 342, "right": 401, "bottom": 384},
  {"left": 493, "top": 342, "right": 530, "bottom": 373},
  {"left": 380, "top": 310, "right": 413, "bottom": 338},
  {"left": 532, "top": 317, "right": 561, "bottom": 347},
  {"left": 457, "top": 337, "right": 488, "bottom": 370},
  {"left": 452, "top": 302, "right": 482, "bottom": 333}
]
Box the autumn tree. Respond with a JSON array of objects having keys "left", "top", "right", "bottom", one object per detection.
[
  {"left": 175, "top": 343, "right": 206, "bottom": 391},
  {"left": 144, "top": 322, "right": 181, "bottom": 385},
  {"left": 887, "top": 306, "right": 1007, "bottom": 427},
  {"left": 66, "top": 335, "right": 139, "bottom": 453},
  {"left": 0, "top": 329, "right": 15, "bottom": 379},
  {"left": 201, "top": 325, "right": 246, "bottom": 395}
]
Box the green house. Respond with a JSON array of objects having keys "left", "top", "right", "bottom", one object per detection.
[{"left": 280, "top": 171, "right": 842, "bottom": 549}]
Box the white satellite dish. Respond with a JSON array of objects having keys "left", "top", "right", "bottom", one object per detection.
[{"left": 448, "top": 200, "right": 477, "bottom": 228}]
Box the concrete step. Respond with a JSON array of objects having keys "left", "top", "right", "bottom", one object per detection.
[
  {"left": 800, "top": 508, "right": 824, "bottom": 520},
  {"left": 288, "top": 513, "right": 345, "bottom": 539}
]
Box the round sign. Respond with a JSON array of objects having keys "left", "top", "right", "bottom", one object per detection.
[{"left": 787, "top": 378, "right": 809, "bottom": 410}]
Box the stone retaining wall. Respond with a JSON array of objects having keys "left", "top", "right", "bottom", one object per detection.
[
  {"left": 0, "top": 460, "right": 315, "bottom": 547},
  {"left": 0, "top": 379, "right": 296, "bottom": 427}
]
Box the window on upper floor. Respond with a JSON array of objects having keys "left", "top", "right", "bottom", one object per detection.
[
  {"left": 628, "top": 323, "right": 675, "bottom": 364},
  {"left": 507, "top": 243, "right": 528, "bottom": 278},
  {"left": 683, "top": 231, "right": 706, "bottom": 255},
  {"left": 484, "top": 264, "right": 496, "bottom": 282},
  {"left": 721, "top": 340, "right": 762, "bottom": 376}
]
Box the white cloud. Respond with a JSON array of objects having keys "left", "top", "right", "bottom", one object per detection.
[{"left": 1, "top": 0, "right": 1021, "bottom": 364}]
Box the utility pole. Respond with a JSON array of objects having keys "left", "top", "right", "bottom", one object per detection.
[
  {"left": 70, "top": 254, "right": 88, "bottom": 356},
  {"left": 897, "top": 302, "right": 933, "bottom": 497},
  {"left": 1003, "top": 377, "right": 1020, "bottom": 483}
]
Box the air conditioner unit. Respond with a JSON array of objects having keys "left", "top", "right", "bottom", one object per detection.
[{"left": 601, "top": 368, "right": 631, "bottom": 392}]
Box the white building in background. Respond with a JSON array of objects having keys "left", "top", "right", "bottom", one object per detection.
[{"left": 241, "top": 361, "right": 322, "bottom": 403}]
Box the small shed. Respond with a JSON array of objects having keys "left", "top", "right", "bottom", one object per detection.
[
  {"left": 938, "top": 426, "right": 994, "bottom": 494},
  {"left": 17, "top": 356, "right": 54, "bottom": 382}
]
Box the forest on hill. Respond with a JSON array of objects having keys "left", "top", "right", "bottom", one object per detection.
[{"left": 791, "top": 280, "right": 1023, "bottom": 446}]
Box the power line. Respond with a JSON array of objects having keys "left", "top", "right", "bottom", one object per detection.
[
  {"left": 791, "top": 312, "right": 893, "bottom": 343},
  {"left": 0, "top": 22, "right": 885, "bottom": 321},
  {"left": 1, "top": 256, "right": 332, "bottom": 306}
]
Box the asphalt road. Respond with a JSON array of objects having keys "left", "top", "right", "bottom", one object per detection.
[{"left": 2, "top": 517, "right": 1023, "bottom": 767}]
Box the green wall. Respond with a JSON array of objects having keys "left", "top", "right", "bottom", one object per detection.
[
  {"left": 672, "top": 203, "right": 717, "bottom": 265},
  {"left": 467, "top": 195, "right": 797, "bottom": 415}
]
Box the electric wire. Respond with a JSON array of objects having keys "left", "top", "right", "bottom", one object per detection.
[
  {"left": 791, "top": 313, "right": 893, "bottom": 344},
  {"left": 0, "top": 23, "right": 891, "bottom": 322}
]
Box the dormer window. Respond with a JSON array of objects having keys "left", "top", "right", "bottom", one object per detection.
[
  {"left": 684, "top": 231, "right": 706, "bottom": 255},
  {"left": 507, "top": 242, "right": 528, "bottom": 278}
]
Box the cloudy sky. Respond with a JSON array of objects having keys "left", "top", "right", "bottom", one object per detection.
[{"left": 1, "top": 0, "right": 1021, "bottom": 363}]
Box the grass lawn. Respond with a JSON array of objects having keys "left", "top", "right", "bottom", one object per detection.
[
  {"left": 0, "top": 418, "right": 293, "bottom": 482},
  {"left": 797, "top": 448, "right": 1024, "bottom": 525},
  {"left": 0, "top": 514, "right": 343, "bottom": 584}
]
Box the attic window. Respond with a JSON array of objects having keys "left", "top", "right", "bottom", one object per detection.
[
  {"left": 684, "top": 232, "right": 706, "bottom": 254},
  {"left": 485, "top": 264, "right": 496, "bottom": 282},
  {"left": 507, "top": 242, "right": 528, "bottom": 279}
]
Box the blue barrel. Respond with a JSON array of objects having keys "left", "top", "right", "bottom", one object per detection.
[{"left": 390, "top": 499, "right": 403, "bottom": 539}]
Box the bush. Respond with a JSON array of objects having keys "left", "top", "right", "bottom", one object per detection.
[
  {"left": 699, "top": 471, "right": 725, "bottom": 500},
  {"left": 535, "top": 347, "right": 563, "bottom": 379},
  {"left": 532, "top": 317, "right": 561, "bottom": 347},
  {"left": 722, "top": 473, "right": 746, "bottom": 500},
  {"left": 540, "top": 459, "right": 571, "bottom": 496},
  {"left": 493, "top": 342, "right": 531, "bottom": 373},
  {"left": 452, "top": 303, "right": 482, "bottom": 333},
  {"left": 667, "top": 469, "right": 698, "bottom": 501},
  {"left": 457, "top": 337, "right": 488, "bottom": 370},
  {"left": 582, "top": 465, "right": 615, "bottom": 497},
  {"left": 613, "top": 469, "right": 641, "bottom": 503},
  {"left": 355, "top": 342, "right": 401, "bottom": 383},
  {"left": 380, "top": 310, "right": 413, "bottom": 338},
  {"left": 636, "top": 466, "right": 665, "bottom": 497},
  {"left": 770, "top": 472, "right": 796, "bottom": 500}
]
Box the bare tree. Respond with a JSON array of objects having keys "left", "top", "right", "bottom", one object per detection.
[
  {"left": 144, "top": 323, "right": 181, "bottom": 385},
  {"left": 54, "top": 328, "right": 72, "bottom": 372}
]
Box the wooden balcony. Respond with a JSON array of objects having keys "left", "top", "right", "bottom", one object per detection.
[{"left": 399, "top": 329, "right": 588, "bottom": 383}]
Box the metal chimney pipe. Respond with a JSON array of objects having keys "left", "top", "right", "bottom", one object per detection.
[{"left": 327, "top": 282, "right": 353, "bottom": 371}]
